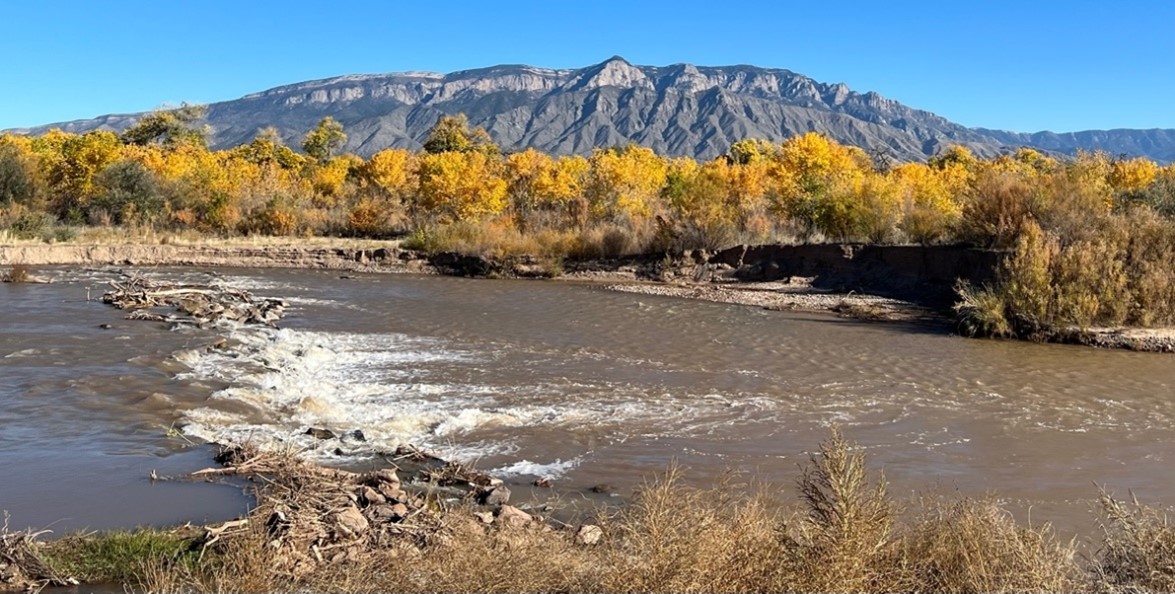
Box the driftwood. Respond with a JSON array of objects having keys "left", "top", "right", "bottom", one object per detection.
[
  {"left": 0, "top": 518, "right": 79, "bottom": 591},
  {"left": 101, "top": 275, "right": 287, "bottom": 327}
]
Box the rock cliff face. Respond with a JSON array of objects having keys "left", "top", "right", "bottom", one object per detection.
[{"left": 12, "top": 56, "right": 1175, "bottom": 162}]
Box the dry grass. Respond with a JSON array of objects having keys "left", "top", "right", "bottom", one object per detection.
[
  {"left": 6, "top": 433, "right": 1175, "bottom": 593},
  {"left": 1092, "top": 489, "right": 1175, "bottom": 592}
]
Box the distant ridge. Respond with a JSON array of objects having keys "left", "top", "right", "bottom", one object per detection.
[{"left": 11, "top": 57, "right": 1175, "bottom": 163}]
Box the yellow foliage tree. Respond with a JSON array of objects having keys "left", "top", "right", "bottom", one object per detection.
[
  {"left": 1108, "top": 157, "right": 1159, "bottom": 196},
  {"left": 891, "top": 163, "right": 965, "bottom": 244},
  {"left": 585, "top": 146, "right": 668, "bottom": 223},
  {"left": 415, "top": 151, "right": 508, "bottom": 222}
]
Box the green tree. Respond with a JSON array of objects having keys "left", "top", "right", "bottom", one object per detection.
[
  {"left": 121, "top": 103, "right": 209, "bottom": 148},
  {"left": 301, "top": 117, "right": 347, "bottom": 162},
  {"left": 0, "top": 143, "right": 41, "bottom": 206},
  {"left": 92, "top": 160, "right": 164, "bottom": 225},
  {"left": 422, "top": 114, "right": 498, "bottom": 155}
]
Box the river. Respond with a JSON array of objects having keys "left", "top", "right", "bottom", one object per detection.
[{"left": 1, "top": 267, "right": 1172, "bottom": 537}]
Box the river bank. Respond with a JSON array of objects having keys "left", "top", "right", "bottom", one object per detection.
[
  {"left": 3, "top": 432, "right": 1172, "bottom": 593},
  {"left": 4, "top": 239, "right": 1175, "bottom": 351}
]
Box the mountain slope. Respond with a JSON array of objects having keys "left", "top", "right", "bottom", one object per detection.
[{"left": 11, "top": 57, "right": 1175, "bottom": 163}]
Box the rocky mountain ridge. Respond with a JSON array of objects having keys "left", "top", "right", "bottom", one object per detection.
[{"left": 12, "top": 56, "right": 1175, "bottom": 163}]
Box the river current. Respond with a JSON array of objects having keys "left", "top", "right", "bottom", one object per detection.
[{"left": 1, "top": 267, "right": 1172, "bottom": 535}]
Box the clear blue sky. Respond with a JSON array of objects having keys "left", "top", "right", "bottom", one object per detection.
[{"left": 3, "top": 1, "right": 1173, "bottom": 132}]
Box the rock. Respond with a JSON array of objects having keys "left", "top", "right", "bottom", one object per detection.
[
  {"left": 474, "top": 511, "right": 495, "bottom": 524},
  {"left": 360, "top": 486, "right": 385, "bottom": 506},
  {"left": 343, "top": 429, "right": 366, "bottom": 442},
  {"left": 377, "top": 482, "right": 406, "bottom": 502},
  {"left": 335, "top": 507, "right": 369, "bottom": 536},
  {"left": 478, "top": 486, "right": 511, "bottom": 506},
  {"left": 575, "top": 524, "right": 603, "bottom": 545},
  {"left": 374, "top": 468, "right": 400, "bottom": 486},
  {"left": 304, "top": 427, "right": 336, "bottom": 440},
  {"left": 495, "top": 505, "right": 532, "bottom": 527},
  {"left": 373, "top": 503, "right": 410, "bottom": 522}
]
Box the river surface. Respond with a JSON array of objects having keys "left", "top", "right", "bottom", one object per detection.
[{"left": 2, "top": 267, "right": 1173, "bottom": 536}]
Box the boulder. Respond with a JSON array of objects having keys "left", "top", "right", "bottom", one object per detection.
[
  {"left": 495, "top": 505, "right": 532, "bottom": 527},
  {"left": 575, "top": 524, "right": 603, "bottom": 545},
  {"left": 359, "top": 486, "right": 385, "bottom": 506},
  {"left": 335, "top": 507, "right": 369, "bottom": 536},
  {"left": 478, "top": 486, "right": 511, "bottom": 506},
  {"left": 305, "top": 427, "right": 336, "bottom": 440}
]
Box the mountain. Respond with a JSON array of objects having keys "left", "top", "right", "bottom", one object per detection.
[{"left": 11, "top": 56, "right": 1175, "bottom": 163}]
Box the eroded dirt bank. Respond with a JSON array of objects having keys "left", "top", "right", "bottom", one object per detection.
[{"left": 0, "top": 243, "right": 431, "bottom": 273}]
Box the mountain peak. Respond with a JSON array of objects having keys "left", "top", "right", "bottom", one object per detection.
[{"left": 564, "top": 56, "right": 651, "bottom": 91}]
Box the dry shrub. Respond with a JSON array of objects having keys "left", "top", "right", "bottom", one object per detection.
[
  {"left": 594, "top": 466, "right": 787, "bottom": 593},
  {"left": 569, "top": 223, "right": 654, "bottom": 259},
  {"left": 957, "top": 170, "right": 1040, "bottom": 249},
  {"left": 779, "top": 427, "right": 895, "bottom": 592},
  {"left": 1092, "top": 490, "right": 1175, "bottom": 593},
  {"left": 954, "top": 281, "right": 1012, "bottom": 338},
  {"left": 896, "top": 497, "right": 1079, "bottom": 593}
]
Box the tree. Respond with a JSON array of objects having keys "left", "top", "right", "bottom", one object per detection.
[
  {"left": 92, "top": 160, "right": 164, "bottom": 225},
  {"left": 121, "top": 103, "right": 208, "bottom": 148},
  {"left": 236, "top": 128, "right": 304, "bottom": 169},
  {"left": 302, "top": 117, "right": 347, "bottom": 162},
  {"left": 727, "top": 138, "right": 777, "bottom": 165},
  {"left": 0, "top": 141, "right": 41, "bottom": 206},
  {"left": 415, "top": 151, "right": 508, "bottom": 222},
  {"left": 422, "top": 114, "right": 498, "bottom": 155}
]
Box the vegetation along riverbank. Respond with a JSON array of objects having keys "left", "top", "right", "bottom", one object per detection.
[
  {"left": 2, "top": 430, "right": 1173, "bottom": 593},
  {"left": 4, "top": 108, "right": 1175, "bottom": 348}
]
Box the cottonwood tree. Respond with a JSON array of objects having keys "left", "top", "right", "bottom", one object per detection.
[
  {"left": 422, "top": 114, "right": 498, "bottom": 155},
  {"left": 121, "top": 103, "right": 209, "bottom": 148},
  {"left": 302, "top": 117, "right": 347, "bottom": 162}
]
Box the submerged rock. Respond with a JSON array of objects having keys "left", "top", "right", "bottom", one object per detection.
[{"left": 305, "top": 427, "right": 336, "bottom": 440}]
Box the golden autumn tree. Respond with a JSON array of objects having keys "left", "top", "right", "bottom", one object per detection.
[
  {"left": 1108, "top": 156, "right": 1159, "bottom": 197},
  {"left": 36, "top": 130, "right": 123, "bottom": 221},
  {"left": 347, "top": 148, "right": 417, "bottom": 236},
  {"left": 772, "top": 132, "right": 869, "bottom": 240},
  {"left": 891, "top": 162, "right": 965, "bottom": 244},
  {"left": 415, "top": 151, "right": 508, "bottom": 222},
  {"left": 584, "top": 145, "right": 668, "bottom": 224}
]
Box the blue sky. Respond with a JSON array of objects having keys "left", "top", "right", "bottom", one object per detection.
[{"left": 3, "top": 1, "right": 1173, "bottom": 132}]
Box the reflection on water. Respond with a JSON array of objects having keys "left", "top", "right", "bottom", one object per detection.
[{"left": 1, "top": 268, "right": 1172, "bottom": 535}]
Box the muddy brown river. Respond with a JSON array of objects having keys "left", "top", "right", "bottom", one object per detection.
[{"left": 1, "top": 267, "right": 1172, "bottom": 537}]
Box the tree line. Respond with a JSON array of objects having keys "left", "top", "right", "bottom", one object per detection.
[{"left": 3, "top": 106, "right": 1175, "bottom": 335}]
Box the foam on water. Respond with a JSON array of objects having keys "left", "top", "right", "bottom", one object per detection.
[
  {"left": 490, "top": 457, "right": 582, "bottom": 479},
  {"left": 172, "top": 320, "right": 792, "bottom": 465}
]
